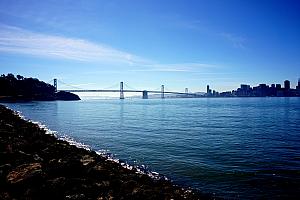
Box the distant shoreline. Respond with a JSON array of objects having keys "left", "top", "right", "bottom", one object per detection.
[
  {"left": 0, "top": 104, "right": 211, "bottom": 200},
  {"left": 0, "top": 91, "right": 81, "bottom": 102},
  {"left": 65, "top": 95, "right": 300, "bottom": 100}
]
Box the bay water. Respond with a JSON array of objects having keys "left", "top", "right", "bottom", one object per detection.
[{"left": 4, "top": 97, "right": 300, "bottom": 199}]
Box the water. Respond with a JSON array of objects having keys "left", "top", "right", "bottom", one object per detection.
[{"left": 4, "top": 97, "right": 300, "bottom": 199}]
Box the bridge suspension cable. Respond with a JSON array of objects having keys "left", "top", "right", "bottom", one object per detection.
[
  {"left": 124, "top": 83, "right": 138, "bottom": 91},
  {"left": 153, "top": 86, "right": 162, "bottom": 91},
  {"left": 164, "top": 86, "right": 173, "bottom": 92},
  {"left": 102, "top": 83, "right": 120, "bottom": 90},
  {"left": 57, "top": 80, "right": 83, "bottom": 90},
  {"left": 46, "top": 79, "right": 54, "bottom": 85}
]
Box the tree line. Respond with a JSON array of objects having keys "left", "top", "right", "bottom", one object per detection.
[{"left": 0, "top": 73, "right": 56, "bottom": 100}]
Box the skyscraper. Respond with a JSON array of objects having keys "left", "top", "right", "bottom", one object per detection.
[
  {"left": 206, "top": 85, "right": 212, "bottom": 96},
  {"left": 284, "top": 80, "right": 290, "bottom": 90},
  {"left": 276, "top": 84, "right": 281, "bottom": 89}
]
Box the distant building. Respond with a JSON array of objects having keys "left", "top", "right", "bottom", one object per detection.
[
  {"left": 276, "top": 84, "right": 281, "bottom": 89},
  {"left": 270, "top": 84, "right": 276, "bottom": 96},
  {"left": 258, "top": 84, "right": 268, "bottom": 96},
  {"left": 277, "top": 90, "right": 284, "bottom": 97},
  {"left": 220, "top": 91, "right": 232, "bottom": 97},
  {"left": 206, "top": 85, "right": 212, "bottom": 96},
  {"left": 297, "top": 78, "right": 300, "bottom": 90},
  {"left": 284, "top": 80, "right": 290, "bottom": 90},
  {"left": 284, "top": 80, "right": 291, "bottom": 96},
  {"left": 237, "top": 84, "right": 251, "bottom": 96}
]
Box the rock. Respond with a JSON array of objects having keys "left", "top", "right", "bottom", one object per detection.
[
  {"left": 0, "top": 163, "right": 11, "bottom": 175},
  {"left": 55, "top": 91, "right": 81, "bottom": 101},
  {"left": 33, "top": 154, "right": 43, "bottom": 162},
  {"left": 4, "top": 123, "right": 13, "bottom": 128},
  {"left": 47, "top": 157, "right": 84, "bottom": 177},
  {"left": 65, "top": 193, "right": 85, "bottom": 200},
  {"left": 0, "top": 163, "right": 11, "bottom": 183},
  {"left": 6, "top": 162, "right": 42, "bottom": 184},
  {"left": 87, "top": 164, "right": 110, "bottom": 180},
  {"left": 47, "top": 176, "right": 67, "bottom": 189},
  {"left": 80, "top": 155, "right": 95, "bottom": 166},
  {"left": 120, "top": 180, "right": 137, "bottom": 193},
  {"left": 0, "top": 192, "right": 11, "bottom": 200}
]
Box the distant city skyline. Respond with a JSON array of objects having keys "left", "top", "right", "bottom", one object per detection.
[
  {"left": 0, "top": 0, "right": 300, "bottom": 92},
  {"left": 206, "top": 78, "right": 300, "bottom": 97}
]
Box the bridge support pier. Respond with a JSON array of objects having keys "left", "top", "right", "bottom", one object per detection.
[
  {"left": 142, "top": 90, "right": 148, "bottom": 99},
  {"left": 54, "top": 78, "right": 57, "bottom": 92},
  {"left": 120, "top": 82, "right": 124, "bottom": 99},
  {"left": 161, "top": 85, "right": 165, "bottom": 99}
]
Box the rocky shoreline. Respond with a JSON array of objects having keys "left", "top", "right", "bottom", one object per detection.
[{"left": 0, "top": 105, "right": 211, "bottom": 200}]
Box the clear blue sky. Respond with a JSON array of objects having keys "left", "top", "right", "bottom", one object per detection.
[{"left": 0, "top": 0, "right": 299, "bottom": 92}]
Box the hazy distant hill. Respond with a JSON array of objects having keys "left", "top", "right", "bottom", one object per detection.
[{"left": 0, "top": 73, "right": 80, "bottom": 101}]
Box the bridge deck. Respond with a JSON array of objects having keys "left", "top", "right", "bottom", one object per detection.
[{"left": 59, "top": 89, "right": 198, "bottom": 95}]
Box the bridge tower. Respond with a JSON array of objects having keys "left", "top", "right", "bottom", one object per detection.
[
  {"left": 120, "top": 81, "right": 124, "bottom": 99},
  {"left": 161, "top": 85, "right": 165, "bottom": 99},
  {"left": 142, "top": 90, "right": 148, "bottom": 99},
  {"left": 53, "top": 78, "right": 57, "bottom": 92}
]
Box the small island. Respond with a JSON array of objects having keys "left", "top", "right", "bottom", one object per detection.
[{"left": 0, "top": 74, "right": 80, "bottom": 102}]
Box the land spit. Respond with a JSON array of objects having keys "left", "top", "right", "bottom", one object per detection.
[{"left": 0, "top": 105, "right": 211, "bottom": 200}]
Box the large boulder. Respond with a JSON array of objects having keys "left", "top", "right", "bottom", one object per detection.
[{"left": 6, "top": 162, "right": 43, "bottom": 184}]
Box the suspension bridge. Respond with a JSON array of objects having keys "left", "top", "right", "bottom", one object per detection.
[{"left": 52, "top": 79, "right": 201, "bottom": 99}]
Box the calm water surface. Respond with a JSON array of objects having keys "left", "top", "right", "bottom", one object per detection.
[{"left": 4, "top": 98, "right": 300, "bottom": 199}]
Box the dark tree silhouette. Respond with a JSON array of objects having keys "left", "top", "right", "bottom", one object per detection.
[
  {"left": 0, "top": 74, "right": 80, "bottom": 101},
  {"left": 16, "top": 75, "right": 24, "bottom": 80}
]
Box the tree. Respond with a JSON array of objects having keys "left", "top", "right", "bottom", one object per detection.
[
  {"left": 17, "top": 75, "right": 24, "bottom": 80},
  {"left": 0, "top": 74, "right": 79, "bottom": 100},
  {"left": 7, "top": 73, "right": 15, "bottom": 80}
]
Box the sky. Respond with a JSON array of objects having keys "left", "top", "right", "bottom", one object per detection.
[{"left": 0, "top": 0, "right": 299, "bottom": 93}]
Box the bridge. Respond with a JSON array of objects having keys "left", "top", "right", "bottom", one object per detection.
[{"left": 53, "top": 79, "right": 201, "bottom": 99}]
